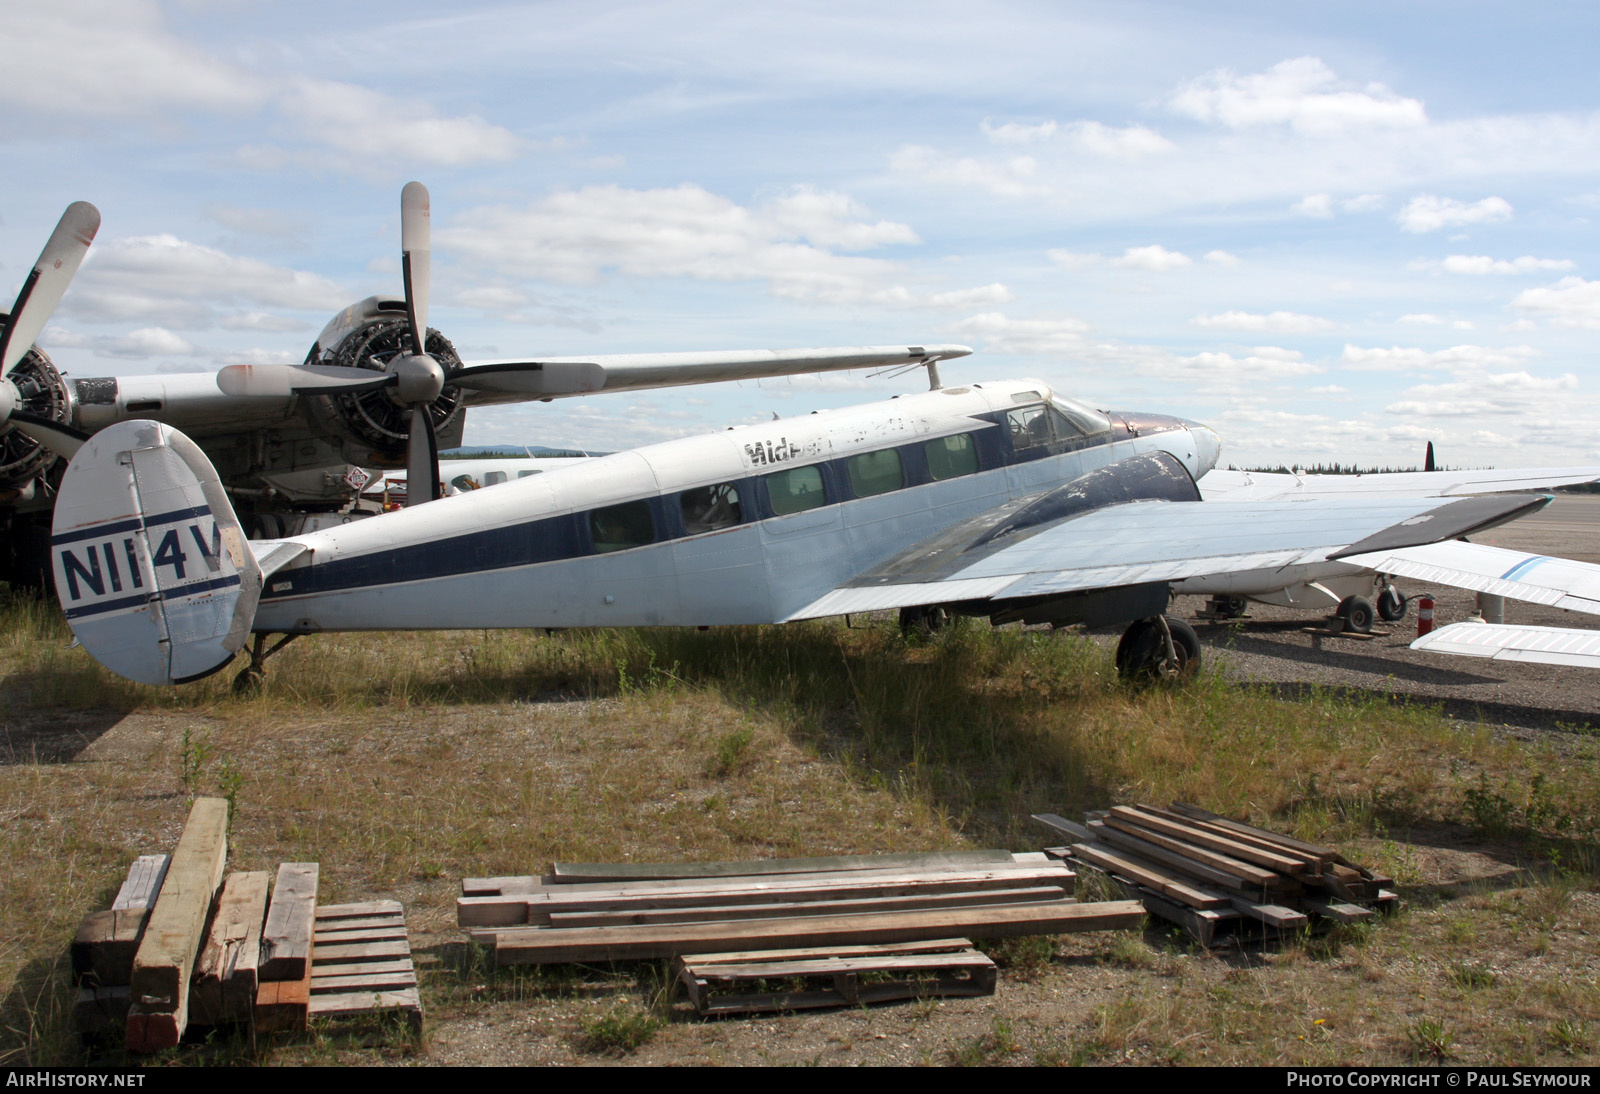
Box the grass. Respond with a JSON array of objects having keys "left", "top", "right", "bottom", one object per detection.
[{"left": 6, "top": 590, "right": 1600, "bottom": 1064}]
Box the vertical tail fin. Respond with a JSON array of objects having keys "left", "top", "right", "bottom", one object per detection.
[{"left": 51, "top": 421, "right": 261, "bottom": 685}]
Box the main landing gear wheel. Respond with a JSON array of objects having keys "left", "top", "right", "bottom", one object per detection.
[
  {"left": 899, "top": 604, "right": 949, "bottom": 637},
  {"left": 1115, "top": 615, "right": 1200, "bottom": 682},
  {"left": 1377, "top": 586, "right": 1408, "bottom": 622},
  {"left": 1336, "top": 595, "right": 1376, "bottom": 634}
]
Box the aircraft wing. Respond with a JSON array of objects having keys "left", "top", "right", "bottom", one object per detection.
[
  {"left": 1411, "top": 622, "right": 1600, "bottom": 668},
  {"left": 1340, "top": 539, "right": 1600, "bottom": 615},
  {"left": 1198, "top": 467, "right": 1600, "bottom": 501},
  {"left": 786, "top": 492, "right": 1554, "bottom": 621},
  {"left": 455, "top": 344, "right": 973, "bottom": 404}
]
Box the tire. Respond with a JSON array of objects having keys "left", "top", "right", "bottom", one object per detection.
[
  {"left": 1116, "top": 616, "right": 1201, "bottom": 681},
  {"left": 1338, "top": 595, "right": 1376, "bottom": 634},
  {"left": 1377, "top": 586, "right": 1407, "bottom": 622},
  {"left": 898, "top": 604, "right": 948, "bottom": 636}
]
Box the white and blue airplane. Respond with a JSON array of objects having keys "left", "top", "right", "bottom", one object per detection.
[{"left": 44, "top": 374, "right": 1600, "bottom": 688}]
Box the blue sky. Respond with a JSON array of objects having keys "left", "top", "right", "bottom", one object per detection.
[{"left": 6, "top": 1, "right": 1599, "bottom": 467}]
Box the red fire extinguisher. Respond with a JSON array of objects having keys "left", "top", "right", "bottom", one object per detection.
[{"left": 1417, "top": 596, "right": 1435, "bottom": 636}]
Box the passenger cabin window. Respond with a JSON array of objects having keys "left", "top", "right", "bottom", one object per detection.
[
  {"left": 516, "top": 470, "right": 541, "bottom": 478},
  {"left": 766, "top": 466, "right": 827, "bottom": 515},
  {"left": 590, "top": 500, "right": 655, "bottom": 553},
  {"left": 681, "top": 482, "right": 743, "bottom": 534},
  {"left": 484, "top": 470, "right": 507, "bottom": 486},
  {"left": 847, "top": 449, "right": 904, "bottom": 498},
  {"left": 926, "top": 433, "right": 978, "bottom": 480},
  {"left": 449, "top": 473, "right": 480, "bottom": 492}
]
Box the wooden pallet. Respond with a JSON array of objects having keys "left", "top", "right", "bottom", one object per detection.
[
  {"left": 307, "top": 901, "right": 421, "bottom": 1033},
  {"left": 674, "top": 938, "right": 996, "bottom": 1016}
]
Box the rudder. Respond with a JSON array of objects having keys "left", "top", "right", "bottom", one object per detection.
[{"left": 52, "top": 421, "right": 262, "bottom": 685}]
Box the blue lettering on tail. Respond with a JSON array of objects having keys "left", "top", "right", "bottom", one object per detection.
[
  {"left": 59, "top": 545, "right": 105, "bottom": 601},
  {"left": 151, "top": 528, "right": 187, "bottom": 580}
]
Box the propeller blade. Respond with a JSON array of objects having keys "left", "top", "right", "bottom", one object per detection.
[
  {"left": 217, "top": 363, "right": 396, "bottom": 397},
  {"left": 450, "top": 361, "right": 606, "bottom": 396},
  {"left": 401, "top": 181, "right": 431, "bottom": 359},
  {"left": 9, "top": 411, "right": 90, "bottom": 459},
  {"left": 2, "top": 201, "right": 100, "bottom": 377},
  {"left": 405, "top": 405, "right": 440, "bottom": 507},
  {"left": 1425, "top": 441, "right": 1436, "bottom": 473}
]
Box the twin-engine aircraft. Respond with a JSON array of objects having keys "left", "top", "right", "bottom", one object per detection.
[
  {"left": 0, "top": 187, "right": 970, "bottom": 585},
  {"left": 46, "top": 375, "right": 1600, "bottom": 688}
]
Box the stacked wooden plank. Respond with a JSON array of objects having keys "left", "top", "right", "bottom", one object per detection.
[
  {"left": 69, "top": 801, "right": 419, "bottom": 1049},
  {"left": 126, "top": 797, "right": 230, "bottom": 1052},
  {"left": 675, "top": 939, "right": 995, "bottom": 1016},
  {"left": 1036, "top": 803, "right": 1397, "bottom": 945},
  {"left": 71, "top": 854, "right": 171, "bottom": 1039},
  {"left": 462, "top": 851, "right": 1146, "bottom": 978}
]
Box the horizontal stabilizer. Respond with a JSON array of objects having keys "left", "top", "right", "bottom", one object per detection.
[
  {"left": 51, "top": 421, "right": 262, "bottom": 685},
  {"left": 1412, "top": 622, "right": 1600, "bottom": 668}
]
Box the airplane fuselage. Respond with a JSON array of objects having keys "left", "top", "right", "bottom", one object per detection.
[{"left": 249, "top": 381, "right": 1221, "bottom": 634}]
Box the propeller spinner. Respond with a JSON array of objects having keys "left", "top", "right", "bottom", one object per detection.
[{"left": 217, "top": 182, "right": 605, "bottom": 507}]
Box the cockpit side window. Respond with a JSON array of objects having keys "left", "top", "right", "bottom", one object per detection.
[{"left": 1007, "top": 405, "right": 1048, "bottom": 450}]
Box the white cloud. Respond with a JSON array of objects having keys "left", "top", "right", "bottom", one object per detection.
[
  {"left": 1169, "top": 57, "right": 1427, "bottom": 135},
  {"left": 44, "top": 325, "right": 203, "bottom": 360},
  {"left": 1425, "top": 254, "right": 1577, "bottom": 275},
  {"left": 1341, "top": 344, "right": 1540, "bottom": 372},
  {"left": 980, "top": 119, "right": 1058, "bottom": 144},
  {"left": 1396, "top": 194, "right": 1514, "bottom": 233},
  {"left": 927, "top": 284, "right": 1014, "bottom": 308},
  {"left": 1168, "top": 347, "right": 1319, "bottom": 382},
  {"left": 439, "top": 184, "right": 988, "bottom": 309},
  {"left": 946, "top": 312, "right": 1091, "bottom": 355},
  {"left": 1399, "top": 314, "right": 1445, "bottom": 326},
  {"left": 890, "top": 145, "right": 1048, "bottom": 197},
  {"left": 0, "top": 0, "right": 263, "bottom": 120},
  {"left": 1047, "top": 250, "right": 1103, "bottom": 269},
  {"left": 1062, "top": 121, "right": 1175, "bottom": 157},
  {"left": 1204, "top": 251, "right": 1240, "bottom": 267},
  {"left": 1341, "top": 194, "right": 1385, "bottom": 213},
  {"left": 0, "top": 4, "right": 521, "bottom": 174},
  {"left": 1385, "top": 371, "right": 1579, "bottom": 418},
  {"left": 1112, "top": 245, "right": 1191, "bottom": 271},
  {"left": 1512, "top": 277, "right": 1600, "bottom": 328},
  {"left": 1192, "top": 311, "right": 1335, "bottom": 334},
  {"left": 262, "top": 77, "right": 523, "bottom": 168},
  {"left": 766, "top": 187, "right": 920, "bottom": 250},
  {"left": 977, "top": 119, "right": 1172, "bottom": 157},
  {"left": 1310, "top": 385, "right": 1349, "bottom": 394},
  {"left": 63, "top": 235, "right": 347, "bottom": 328},
  {"left": 219, "top": 312, "right": 311, "bottom": 333},
  {"left": 1293, "top": 194, "right": 1334, "bottom": 219}
]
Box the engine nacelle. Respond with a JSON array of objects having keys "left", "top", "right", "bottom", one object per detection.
[{"left": 301, "top": 295, "right": 467, "bottom": 466}]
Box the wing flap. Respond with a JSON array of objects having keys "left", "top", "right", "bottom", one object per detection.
[{"left": 1412, "top": 622, "right": 1600, "bottom": 667}]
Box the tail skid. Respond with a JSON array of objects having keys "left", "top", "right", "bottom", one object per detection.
[{"left": 51, "top": 420, "right": 263, "bottom": 685}]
